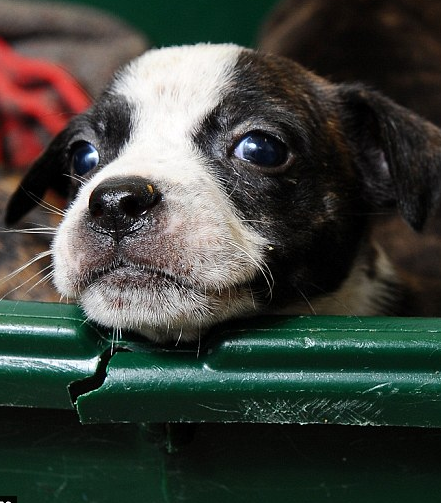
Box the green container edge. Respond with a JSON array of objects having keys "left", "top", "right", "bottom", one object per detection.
[{"left": 2, "top": 300, "right": 441, "bottom": 427}]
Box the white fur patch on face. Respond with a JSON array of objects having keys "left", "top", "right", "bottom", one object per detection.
[{"left": 52, "top": 44, "right": 271, "bottom": 342}]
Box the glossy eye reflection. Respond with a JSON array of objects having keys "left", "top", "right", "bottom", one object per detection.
[
  {"left": 70, "top": 141, "right": 99, "bottom": 176},
  {"left": 233, "top": 131, "right": 288, "bottom": 168}
]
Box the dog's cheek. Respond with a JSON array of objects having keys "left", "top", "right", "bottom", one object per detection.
[
  {"left": 254, "top": 179, "right": 365, "bottom": 303},
  {"left": 51, "top": 216, "right": 87, "bottom": 298},
  {"left": 51, "top": 228, "right": 79, "bottom": 298},
  {"left": 138, "top": 189, "right": 268, "bottom": 287},
  {"left": 51, "top": 190, "right": 104, "bottom": 297}
]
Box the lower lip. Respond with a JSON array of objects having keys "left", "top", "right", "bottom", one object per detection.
[{"left": 88, "top": 265, "right": 189, "bottom": 290}]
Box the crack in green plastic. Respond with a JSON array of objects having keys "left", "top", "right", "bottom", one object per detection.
[
  {"left": 0, "top": 300, "right": 111, "bottom": 409},
  {"left": 2, "top": 300, "right": 441, "bottom": 427}
]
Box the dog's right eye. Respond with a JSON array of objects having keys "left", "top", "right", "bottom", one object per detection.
[{"left": 70, "top": 141, "right": 99, "bottom": 176}]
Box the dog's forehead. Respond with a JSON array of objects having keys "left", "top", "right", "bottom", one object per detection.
[
  {"left": 77, "top": 43, "right": 330, "bottom": 194},
  {"left": 111, "top": 44, "right": 244, "bottom": 127},
  {"left": 103, "top": 43, "right": 325, "bottom": 148},
  {"left": 75, "top": 45, "right": 255, "bottom": 193}
]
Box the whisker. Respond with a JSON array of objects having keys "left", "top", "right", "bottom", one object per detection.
[
  {"left": 304, "top": 280, "right": 362, "bottom": 320},
  {"left": 111, "top": 327, "right": 122, "bottom": 355},
  {"left": 0, "top": 250, "right": 52, "bottom": 284},
  {"left": 111, "top": 329, "right": 116, "bottom": 354},
  {"left": 239, "top": 219, "right": 267, "bottom": 224},
  {"left": 64, "top": 173, "right": 86, "bottom": 186},
  {"left": 23, "top": 191, "right": 66, "bottom": 218},
  {"left": 225, "top": 239, "right": 274, "bottom": 301},
  {"left": 59, "top": 293, "right": 71, "bottom": 304},
  {"left": 226, "top": 176, "right": 240, "bottom": 198},
  {"left": 175, "top": 327, "right": 184, "bottom": 347},
  {"left": 296, "top": 287, "right": 317, "bottom": 315},
  {"left": 247, "top": 281, "right": 256, "bottom": 310},
  {"left": 197, "top": 327, "right": 202, "bottom": 359},
  {"left": 23, "top": 270, "right": 54, "bottom": 297},
  {"left": 0, "top": 263, "right": 53, "bottom": 300},
  {"left": 37, "top": 199, "right": 66, "bottom": 217},
  {"left": 0, "top": 227, "right": 56, "bottom": 235}
]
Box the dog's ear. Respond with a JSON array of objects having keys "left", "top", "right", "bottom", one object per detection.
[
  {"left": 5, "top": 130, "right": 72, "bottom": 226},
  {"left": 339, "top": 84, "right": 441, "bottom": 231}
]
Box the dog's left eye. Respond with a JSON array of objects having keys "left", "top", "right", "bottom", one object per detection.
[
  {"left": 70, "top": 141, "right": 100, "bottom": 176},
  {"left": 233, "top": 131, "right": 288, "bottom": 169}
]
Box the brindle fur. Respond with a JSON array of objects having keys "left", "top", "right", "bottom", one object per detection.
[{"left": 260, "top": 0, "right": 441, "bottom": 316}]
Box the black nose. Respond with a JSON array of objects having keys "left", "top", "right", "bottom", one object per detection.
[{"left": 88, "top": 176, "right": 159, "bottom": 239}]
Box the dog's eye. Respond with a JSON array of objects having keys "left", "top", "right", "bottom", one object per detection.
[
  {"left": 233, "top": 131, "right": 288, "bottom": 169},
  {"left": 70, "top": 141, "right": 99, "bottom": 176}
]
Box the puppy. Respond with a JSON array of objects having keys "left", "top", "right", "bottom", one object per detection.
[{"left": 6, "top": 44, "right": 441, "bottom": 343}]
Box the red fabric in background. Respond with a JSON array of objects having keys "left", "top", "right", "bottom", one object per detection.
[{"left": 0, "top": 38, "right": 91, "bottom": 170}]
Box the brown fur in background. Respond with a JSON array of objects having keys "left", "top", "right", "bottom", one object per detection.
[
  {"left": 0, "top": 171, "right": 60, "bottom": 302},
  {"left": 259, "top": 0, "right": 441, "bottom": 316},
  {"left": 259, "top": 0, "right": 441, "bottom": 125}
]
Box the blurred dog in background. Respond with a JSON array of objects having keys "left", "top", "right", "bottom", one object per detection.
[{"left": 259, "top": 0, "right": 441, "bottom": 315}]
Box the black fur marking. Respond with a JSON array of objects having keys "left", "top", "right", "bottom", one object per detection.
[
  {"left": 193, "top": 50, "right": 441, "bottom": 313},
  {"left": 193, "top": 51, "right": 369, "bottom": 311},
  {"left": 339, "top": 85, "right": 441, "bottom": 231},
  {"left": 5, "top": 92, "right": 134, "bottom": 226}
]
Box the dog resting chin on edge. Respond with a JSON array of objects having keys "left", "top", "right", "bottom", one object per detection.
[{"left": 5, "top": 44, "right": 441, "bottom": 343}]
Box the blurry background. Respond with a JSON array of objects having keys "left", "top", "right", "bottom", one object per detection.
[{"left": 63, "top": 0, "right": 279, "bottom": 47}]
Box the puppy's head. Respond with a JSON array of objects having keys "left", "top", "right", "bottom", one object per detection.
[{"left": 6, "top": 44, "right": 441, "bottom": 342}]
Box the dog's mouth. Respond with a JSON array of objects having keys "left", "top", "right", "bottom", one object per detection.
[
  {"left": 71, "top": 257, "right": 260, "bottom": 341},
  {"left": 75, "top": 261, "right": 194, "bottom": 293},
  {"left": 52, "top": 202, "right": 269, "bottom": 340}
]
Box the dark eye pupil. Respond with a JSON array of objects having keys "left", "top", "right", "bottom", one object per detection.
[
  {"left": 71, "top": 141, "right": 99, "bottom": 175},
  {"left": 234, "top": 132, "right": 287, "bottom": 167}
]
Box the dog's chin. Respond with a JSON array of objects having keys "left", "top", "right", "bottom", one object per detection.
[{"left": 76, "top": 265, "right": 258, "bottom": 343}]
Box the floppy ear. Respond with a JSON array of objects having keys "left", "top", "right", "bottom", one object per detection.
[
  {"left": 339, "top": 84, "right": 441, "bottom": 231},
  {"left": 5, "top": 130, "right": 72, "bottom": 226}
]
